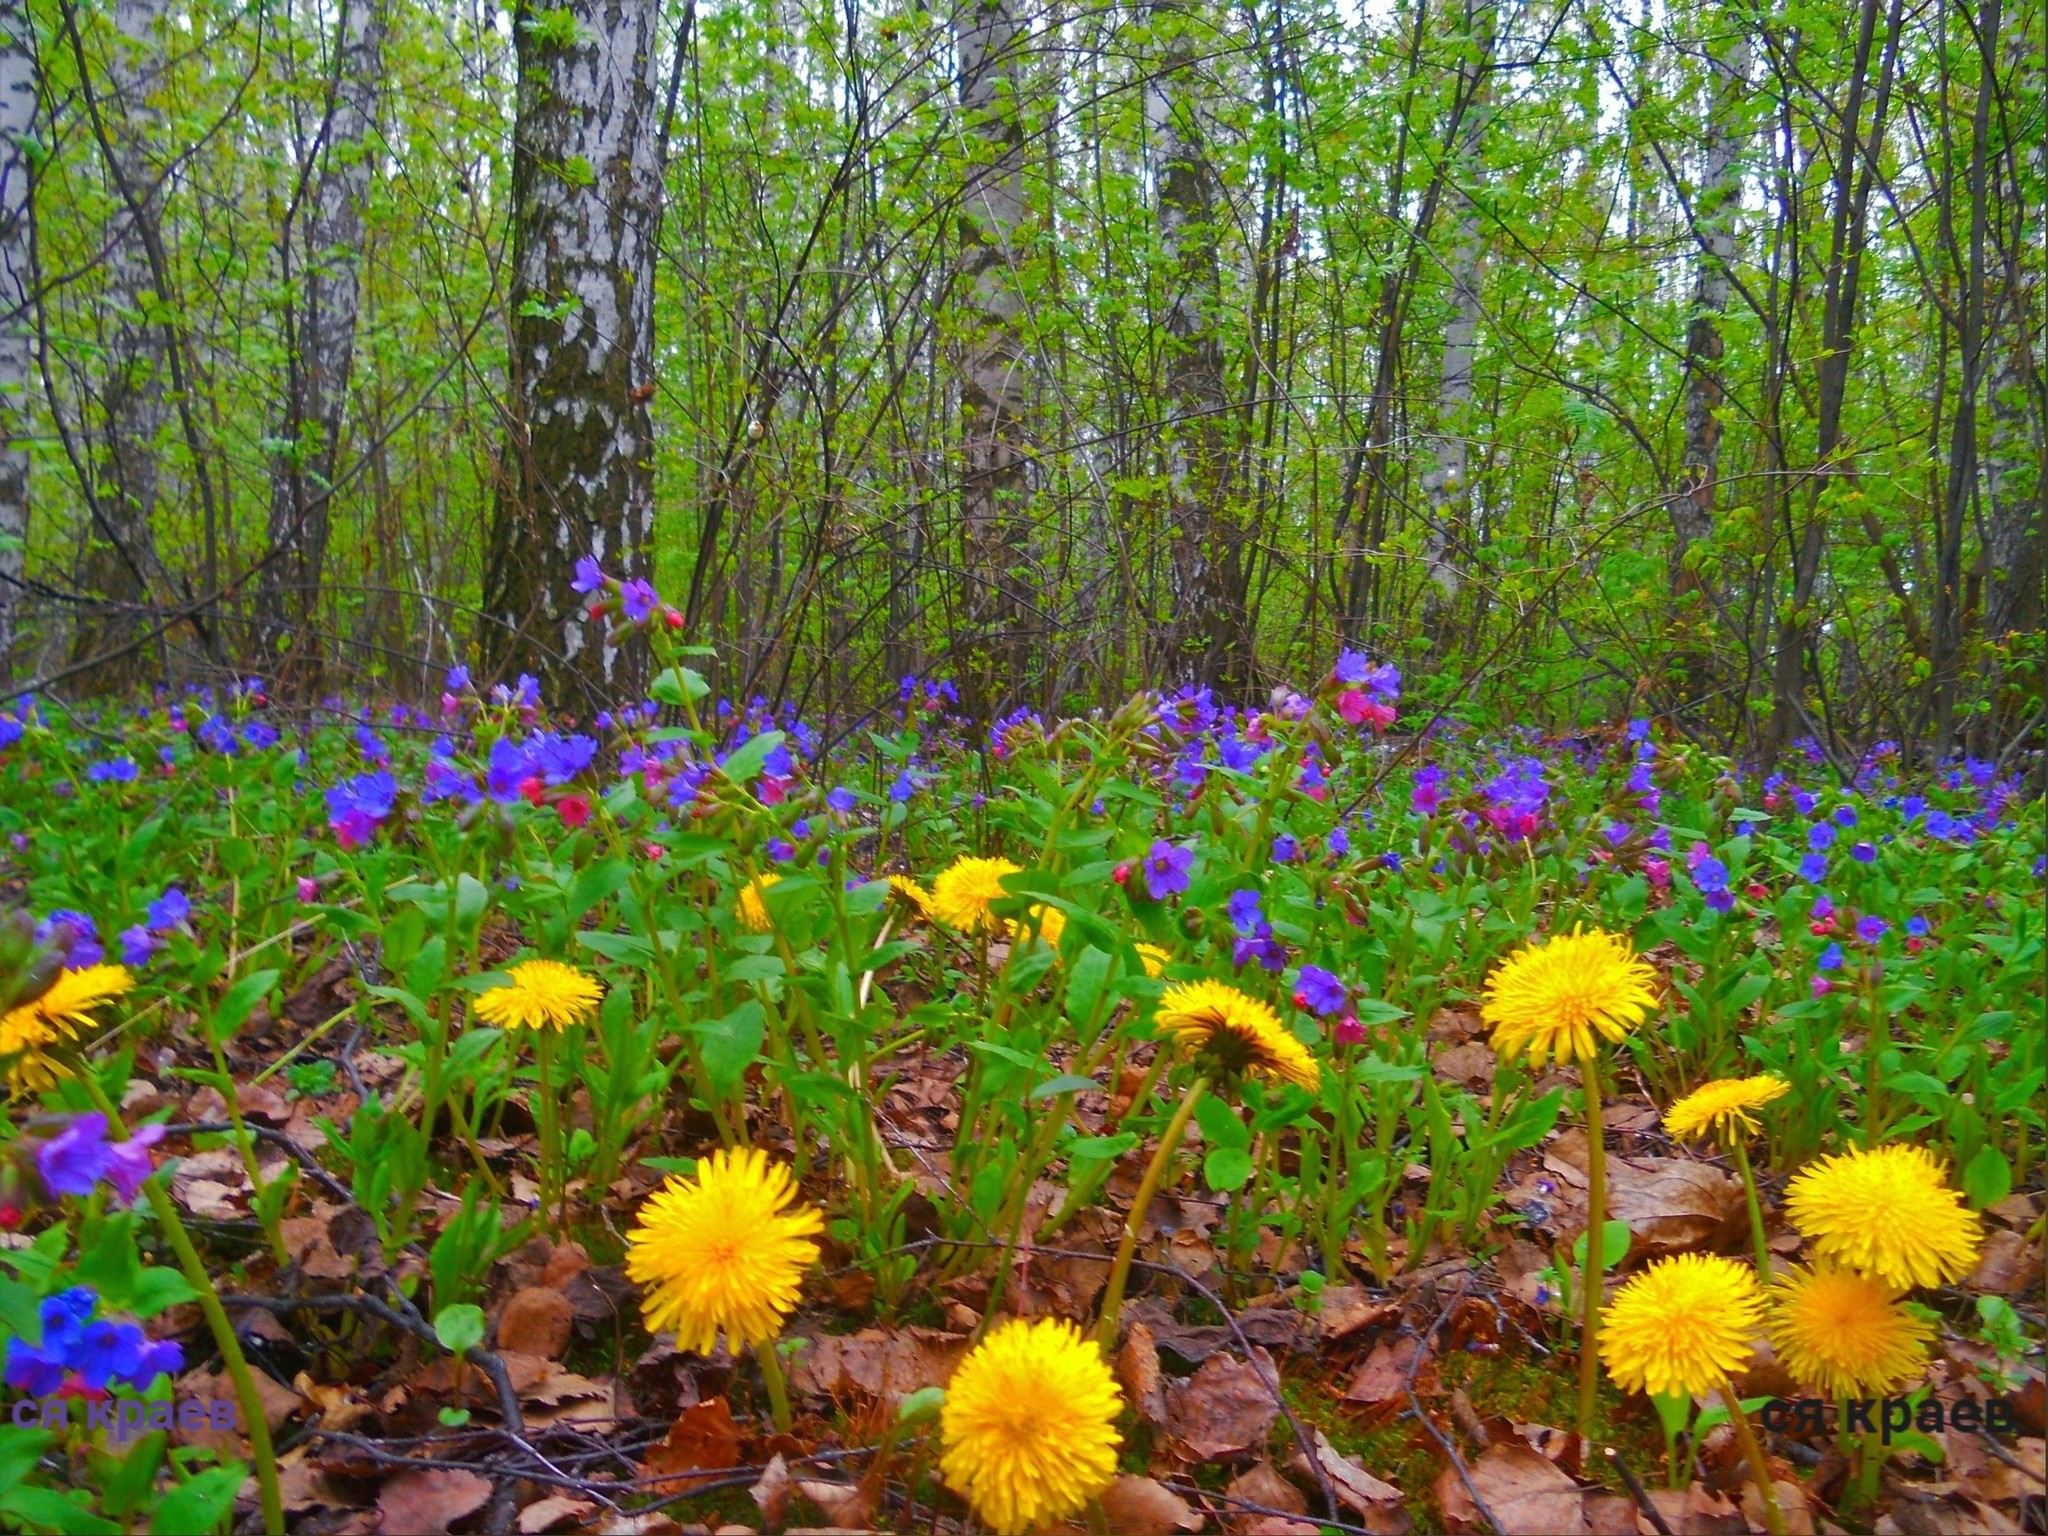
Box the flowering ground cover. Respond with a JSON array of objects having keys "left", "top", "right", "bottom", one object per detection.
[{"left": 0, "top": 588, "right": 2040, "bottom": 1534}]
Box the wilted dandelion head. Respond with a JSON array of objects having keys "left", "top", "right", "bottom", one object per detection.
[
  {"left": 939, "top": 1318, "right": 1122, "bottom": 1535},
  {"left": 1600, "top": 1253, "right": 1764, "bottom": 1399},
  {"left": 473, "top": 958, "right": 602, "bottom": 1031},
  {"left": 1481, "top": 926, "right": 1659, "bottom": 1068},
  {"left": 625, "top": 1146, "right": 823, "bottom": 1354},
  {"left": 1768, "top": 1264, "right": 1933, "bottom": 1400},
  {"left": 737, "top": 872, "right": 783, "bottom": 933},
  {"left": 1784, "top": 1143, "right": 1982, "bottom": 1291},
  {"left": 1153, "top": 979, "right": 1320, "bottom": 1091},
  {"left": 1662, "top": 1075, "right": 1790, "bottom": 1143},
  {"left": 929, "top": 856, "right": 1021, "bottom": 932}
]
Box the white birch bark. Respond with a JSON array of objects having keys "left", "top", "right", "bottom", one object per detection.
[
  {"left": 0, "top": 0, "right": 33, "bottom": 675},
  {"left": 483, "top": 0, "right": 663, "bottom": 702}
]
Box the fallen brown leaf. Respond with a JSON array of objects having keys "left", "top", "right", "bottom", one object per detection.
[
  {"left": 1226, "top": 1462, "right": 1307, "bottom": 1532},
  {"left": 1289, "top": 1430, "right": 1410, "bottom": 1534},
  {"left": 1119, "top": 1320, "right": 1167, "bottom": 1425},
  {"left": 1162, "top": 1347, "right": 1281, "bottom": 1463},
  {"left": 519, "top": 1495, "right": 599, "bottom": 1533},
  {"left": 1317, "top": 1286, "right": 1400, "bottom": 1343},
  {"left": 498, "top": 1286, "right": 575, "bottom": 1359},
  {"left": 751, "top": 1451, "right": 791, "bottom": 1526},
  {"left": 795, "top": 1476, "right": 879, "bottom": 1528},
  {"left": 1344, "top": 1335, "right": 1423, "bottom": 1416},
  {"left": 376, "top": 1467, "right": 493, "bottom": 1533},
  {"left": 644, "top": 1395, "right": 744, "bottom": 1484},
  {"left": 1644, "top": 1483, "right": 1744, "bottom": 1534},
  {"left": 790, "top": 1326, "right": 967, "bottom": 1407},
  {"left": 1096, "top": 1475, "right": 1204, "bottom": 1534},
  {"left": 1435, "top": 1440, "right": 1586, "bottom": 1535}
]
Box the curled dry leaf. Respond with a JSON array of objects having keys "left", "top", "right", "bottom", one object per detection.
[
  {"left": 1289, "top": 1429, "right": 1410, "bottom": 1536},
  {"left": 518, "top": 1495, "right": 599, "bottom": 1533},
  {"left": 376, "top": 1467, "right": 494, "bottom": 1533},
  {"left": 795, "top": 1475, "right": 879, "bottom": 1528},
  {"left": 1119, "top": 1319, "right": 1167, "bottom": 1425},
  {"left": 1161, "top": 1347, "right": 1281, "bottom": 1463},
  {"left": 1096, "top": 1474, "right": 1204, "bottom": 1535},
  {"left": 498, "top": 1285, "right": 575, "bottom": 1359},
  {"left": 1645, "top": 1483, "right": 1745, "bottom": 1535},
  {"left": 1344, "top": 1335, "right": 1424, "bottom": 1416},
  {"left": 644, "top": 1395, "right": 744, "bottom": 1486},
  {"left": 1225, "top": 1461, "right": 1307, "bottom": 1532},
  {"left": 1435, "top": 1440, "right": 1587, "bottom": 1536},
  {"left": 750, "top": 1451, "right": 790, "bottom": 1526},
  {"left": 789, "top": 1326, "right": 967, "bottom": 1407}
]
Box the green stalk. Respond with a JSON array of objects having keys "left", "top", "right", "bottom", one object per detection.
[
  {"left": 755, "top": 1337, "right": 794, "bottom": 1434},
  {"left": 1097, "top": 1075, "right": 1207, "bottom": 1350},
  {"left": 1720, "top": 1377, "right": 1786, "bottom": 1536},
  {"left": 1731, "top": 1137, "right": 1772, "bottom": 1278},
  {"left": 1578, "top": 1057, "right": 1607, "bottom": 1444},
  {"left": 80, "top": 1073, "right": 284, "bottom": 1536}
]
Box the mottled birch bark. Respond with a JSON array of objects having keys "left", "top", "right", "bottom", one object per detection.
[
  {"left": 260, "top": 0, "right": 383, "bottom": 690},
  {"left": 955, "top": 0, "right": 1032, "bottom": 716},
  {"left": 1674, "top": 16, "right": 1748, "bottom": 567},
  {"left": 482, "top": 0, "right": 661, "bottom": 705},
  {"left": 68, "top": 0, "right": 171, "bottom": 691},
  {"left": 0, "top": 0, "right": 32, "bottom": 677}
]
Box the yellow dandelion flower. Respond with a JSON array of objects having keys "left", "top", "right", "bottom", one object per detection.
[
  {"left": 886, "top": 875, "right": 934, "bottom": 919},
  {"left": 1481, "top": 925, "right": 1659, "bottom": 1068},
  {"left": 737, "top": 871, "right": 783, "bottom": 933},
  {"left": 625, "top": 1146, "right": 823, "bottom": 1353},
  {"left": 929, "top": 856, "right": 1021, "bottom": 932},
  {"left": 1009, "top": 904, "right": 1065, "bottom": 951},
  {"left": 1, "top": 964, "right": 135, "bottom": 1089},
  {"left": 1154, "top": 979, "right": 1320, "bottom": 1091},
  {"left": 473, "top": 959, "right": 602, "bottom": 1031},
  {"left": 1784, "top": 1143, "right": 1982, "bottom": 1291},
  {"left": 1663, "top": 1075, "right": 1790, "bottom": 1143},
  {"left": 1600, "top": 1253, "right": 1765, "bottom": 1398},
  {"left": 940, "top": 1318, "right": 1122, "bottom": 1536},
  {"left": 1135, "top": 943, "right": 1169, "bottom": 979},
  {"left": 1768, "top": 1265, "right": 1933, "bottom": 1401}
]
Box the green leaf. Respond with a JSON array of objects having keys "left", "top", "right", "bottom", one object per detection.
[
  {"left": 210, "top": 968, "right": 280, "bottom": 1043},
  {"left": 1063, "top": 947, "right": 1111, "bottom": 1026},
  {"left": 150, "top": 1464, "right": 246, "bottom": 1535},
  {"left": 718, "top": 731, "right": 784, "bottom": 787},
  {"left": 1065, "top": 1132, "right": 1136, "bottom": 1162},
  {"left": 1194, "top": 1095, "right": 1248, "bottom": 1149},
  {"left": 568, "top": 859, "right": 633, "bottom": 919},
  {"left": 1570, "top": 1220, "right": 1633, "bottom": 1274},
  {"left": 130, "top": 1265, "right": 199, "bottom": 1318},
  {"left": 693, "top": 1001, "right": 765, "bottom": 1098},
  {"left": 1962, "top": 1146, "right": 2012, "bottom": 1210},
  {"left": 433, "top": 1303, "right": 486, "bottom": 1355},
  {"left": 650, "top": 666, "right": 710, "bottom": 706},
  {"left": 897, "top": 1386, "right": 946, "bottom": 1424},
  {"left": 3, "top": 1487, "right": 121, "bottom": 1535},
  {"left": 1030, "top": 1073, "right": 1098, "bottom": 1100},
  {"left": 1204, "top": 1146, "right": 1254, "bottom": 1191}
]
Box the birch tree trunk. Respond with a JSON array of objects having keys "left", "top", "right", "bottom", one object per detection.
[
  {"left": 1419, "top": 0, "right": 1494, "bottom": 629},
  {"left": 68, "top": 0, "right": 172, "bottom": 692},
  {"left": 482, "top": 0, "right": 661, "bottom": 706},
  {"left": 1146, "top": 0, "right": 1241, "bottom": 688},
  {"left": 955, "top": 0, "right": 1032, "bottom": 718},
  {"left": 1674, "top": 14, "right": 1747, "bottom": 567},
  {"left": 260, "top": 0, "right": 383, "bottom": 692},
  {"left": 0, "top": 0, "right": 32, "bottom": 678}
]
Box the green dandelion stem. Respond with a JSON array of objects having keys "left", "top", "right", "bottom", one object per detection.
[
  {"left": 756, "top": 1337, "right": 794, "bottom": 1435},
  {"left": 1578, "top": 1056, "right": 1607, "bottom": 1444},
  {"left": 1731, "top": 1137, "right": 1773, "bottom": 1278},
  {"left": 1719, "top": 1376, "right": 1787, "bottom": 1536},
  {"left": 1097, "top": 1074, "right": 1208, "bottom": 1351}
]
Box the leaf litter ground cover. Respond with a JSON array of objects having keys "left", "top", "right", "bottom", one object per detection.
[{"left": 0, "top": 597, "right": 2040, "bottom": 1534}]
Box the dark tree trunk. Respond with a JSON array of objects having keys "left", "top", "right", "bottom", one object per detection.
[{"left": 260, "top": 0, "right": 383, "bottom": 695}]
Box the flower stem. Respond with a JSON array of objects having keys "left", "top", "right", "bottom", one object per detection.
[
  {"left": 1578, "top": 1057, "right": 1607, "bottom": 1444},
  {"left": 79, "top": 1073, "right": 285, "bottom": 1536},
  {"left": 536, "top": 1028, "right": 562, "bottom": 1231},
  {"left": 1719, "top": 1377, "right": 1786, "bottom": 1536},
  {"left": 1097, "top": 1074, "right": 1207, "bottom": 1351},
  {"left": 1731, "top": 1138, "right": 1772, "bottom": 1278},
  {"left": 756, "top": 1337, "right": 793, "bottom": 1435}
]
